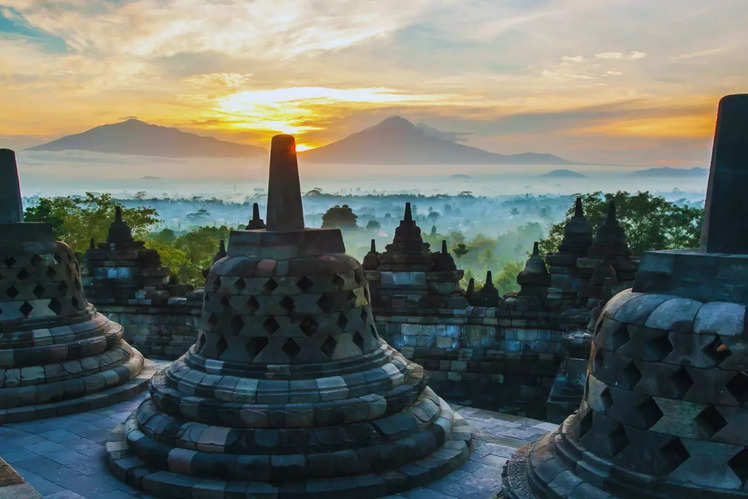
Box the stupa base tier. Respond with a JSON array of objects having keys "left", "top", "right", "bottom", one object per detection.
[
  {"left": 106, "top": 397, "right": 472, "bottom": 498},
  {"left": 502, "top": 412, "right": 748, "bottom": 499},
  {"left": 0, "top": 357, "right": 155, "bottom": 423}
]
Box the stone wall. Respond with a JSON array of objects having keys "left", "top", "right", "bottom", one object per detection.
[
  {"left": 376, "top": 305, "right": 579, "bottom": 419},
  {"left": 98, "top": 302, "right": 200, "bottom": 359}
]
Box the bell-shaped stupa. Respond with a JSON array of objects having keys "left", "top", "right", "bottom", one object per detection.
[
  {"left": 0, "top": 149, "right": 150, "bottom": 423},
  {"left": 106, "top": 135, "right": 472, "bottom": 497},
  {"left": 502, "top": 95, "right": 748, "bottom": 497}
]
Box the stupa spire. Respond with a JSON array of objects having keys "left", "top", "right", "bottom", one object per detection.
[
  {"left": 0, "top": 149, "right": 23, "bottom": 224},
  {"left": 266, "top": 134, "right": 304, "bottom": 231},
  {"left": 246, "top": 202, "right": 266, "bottom": 229},
  {"left": 404, "top": 202, "right": 413, "bottom": 221},
  {"left": 701, "top": 94, "right": 748, "bottom": 253}
]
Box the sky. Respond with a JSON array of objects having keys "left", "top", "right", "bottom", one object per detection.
[{"left": 1, "top": 0, "right": 747, "bottom": 166}]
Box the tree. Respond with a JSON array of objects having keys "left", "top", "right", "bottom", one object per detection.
[
  {"left": 23, "top": 193, "right": 159, "bottom": 253},
  {"left": 453, "top": 243, "right": 470, "bottom": 258},
  {"left": 366, "top": 219, "right": 381, "bottom": 230},
  {"left": 322, "top": 204, "right": 358, "bottom": 229},
  {"left": 539, "top": 191, "right": 703, "bottom": 256}
]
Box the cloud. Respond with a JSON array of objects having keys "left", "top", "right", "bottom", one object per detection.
[
  {"left": 595, "top": 51, "right": 646, "bottom": 60},
  {"left": 0, "top": 5, "right": 67, "bottom": 52}
]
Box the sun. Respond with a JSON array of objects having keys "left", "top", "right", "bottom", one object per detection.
[{"left": 295, "top": 143, "right": 312, "bottom": 152}]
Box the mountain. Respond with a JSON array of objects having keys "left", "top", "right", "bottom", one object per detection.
[
  {"left": 633, "top": 167, "right": 707, "bottom": 177},
  {"left": 301, "top": 116, "right": 569, "bottom": 165},
  {"left": 28, "top": 119, "right": 265, "bottom": 158},
  {"left": 541, "top": 169, "right": 586, "bottom": 178}
]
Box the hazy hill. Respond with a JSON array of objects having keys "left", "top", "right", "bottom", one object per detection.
[
  {"left": 541, "top": 169, "right": 586, "bottom": 178},
  {"left": 633, "top": 167, "right": 708, "bottom": 177},
  {"left": 301, "top": 116, "right": 569, "bottom": 165},
  {"left": 29, "top": 119, "right": 265, "bottom": 158}
]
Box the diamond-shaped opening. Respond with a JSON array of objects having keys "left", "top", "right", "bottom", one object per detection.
[
  {"left": 264, "top": 278, "right": 278, "bottom": 293},
  {"left": 247, "top": 296, "right": 260, "bottom": 313},
  {"left": 48, "top": 297, "right": 61, "bottom": 315},
  {"left": 370, "top": 324, "right": 378, "bottom": 339},
  {"left": 47, "top": 265, "right": 56, "bottom": 278},
  {"left": 671, "top": 367, "right": 694, "bottom": 398},
  {"left": 4, "top": 256, "right": 16, "bottom": 268},
  {"left": 600, "top": 387, "right": 613, "bottom": 411},
  {"left": 728, "top": 449, "right": 748, "bottom": 485},
  {"left": 299, "top": 316, "right": 318, "bottom": 336},
  {"left": 246, "top": 337, "right": 269, "bottom": 359},
  {"left": 606, "top": 423, "right": 629, "bottom": 456},
  {"left": 33, "top": 284, "right": 45, "bottom": 298},
  {"left": 58, "top": 281, "right": 68, "bottom": 294},
  {"left": 19, "top": 301, "right": 33, "bottom": 317},
  {"left": 621, "top": 360, "right": 642, "bottom": 389},
  {"left": 646, "top": 334, "right": 674, "bottom": 361},
  {"left": 657, "top": 438, "right": 689, "bottom": 474},
  {"left": 280, "top": 296, "right": 295, "bottom": 313},
  {"left": 337, "top": 313, "right": 348, "bottom": 329},
  {"left": 635, "top": 396, "right": 663, "bottom": 429},
  {"left": 234, "top": 278, "right": 246, "bottom": 290},
  {"left": 353, "top": 331, "right": 365, "bottom": 351},
  {"left": 212, "top": 276, "right": 222, "bottom": 293},
  {"left": 578, "top": 409, "right": 593, "bottom": 437},
  {"left": 207, "top": 313, "right": 219, "bottom": 326},
  {"left": 360, "top": 308, "right": 368, "bottom": 323},
  {"left": 197, "top": 333, "right": 206, "bottom": 352},
  {"left": 695, "top": 406, "right": 727, "bottom": 438},
  {"left": 71, "top": 296, "right": 80, "bottom": 309},
  {"left": 282, "top": 338, "right": 301, "bottom": 359},
  {"left": 230, "top": 315, "right": 244, "bottom": 335},
  {"left": 321, "top": 335, "right": 337, "bottom": 358},
  {"left": 263, "top": 316, "right": 280, "bottom": 334},
  {"left": 593, "top": 348, "right": 605, "bottom": 373},
  {"left": 17, "top": 268, "right": 30, "bottom": 280},
  {"left": 611, "top": 325, "right": 630, "bottom": 350},
  {"left": 726, "top": 372, "right": 748, "bottom": 405},
  {"left": 30, "top": 254, "right": 42, "bottom": 266},
  {"left": 332, "top": 274, "right": 345, "bottom": 289},
  {"left": 297, "top": 276, "right": 314, "bottom": 292},
  {"left": 6, "top": 286, "right": 18, "bottom": 298},
  {"left": 215, "top": 335, "right": 228, "bottom": 358},
  {"left": 704, "top": 336, "right": 732, "bottom": 364},
  {"left": 317, "top": 293, "right": 333, "bottom": 313}
]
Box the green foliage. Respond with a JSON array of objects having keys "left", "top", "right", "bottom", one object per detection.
[
  {"left": 145, "top": 225, "right": 232, "bottom": 287},
  {"left": 538, "top": 191, "right": 703, "bottom": 256},
  {"left": 453, "top": 243, "right": 469, "bottom": 258},
  {"left": 322, "top": 204, "right": 358, "bottom": 228},
  {"left": 23, "top": 193, "right": 159, "bottom": 253}
]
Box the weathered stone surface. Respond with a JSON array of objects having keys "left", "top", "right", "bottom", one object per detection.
[{"left": 106, "top": 135, "right": 472, "bottom": 497}]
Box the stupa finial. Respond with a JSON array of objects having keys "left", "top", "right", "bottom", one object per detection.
[
  {"left": 701, "top": 94, "right": 748, "bottom": 253},
  {"left": 0, "top": 149, "right": 23, "bottom": 224},
  {"left": 574, "top": 196, "right": 584, "bottom": 217},
  {"left": 442, "top": 240, "right": 448, "bottom": 254},
  {"left": 266, "top": 134, "right": 304, "bottom": 231},
  {"left": 404, "top": 202, "right": 413, "bottom": 222}
]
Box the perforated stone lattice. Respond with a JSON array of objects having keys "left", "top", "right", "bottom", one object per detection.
[
  {"left": 0, "top": 243, "right": 87, "bottom": 323},
  {"left": 195, "top": 268, "right": 378, "bottom": 364}
]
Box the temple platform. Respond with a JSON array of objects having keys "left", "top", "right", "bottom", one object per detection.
[{"left": 0, "top": 360, "right": 556, "bottom": 499}]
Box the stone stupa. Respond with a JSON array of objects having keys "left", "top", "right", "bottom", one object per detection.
[
  {"left": 106, "top": 134, "right": 472, "bottom": 497},
  {"left": 502, "top": 95, "right": 748, "bottom": 497},
  {"left": 0, "top": 149, "right": 151, "bottom": 423}
]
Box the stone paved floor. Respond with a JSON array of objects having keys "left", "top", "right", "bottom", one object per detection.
[{"left": 0, "top": 361, "right": 557, "bottom": 499}]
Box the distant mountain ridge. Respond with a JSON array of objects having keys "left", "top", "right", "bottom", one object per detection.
[
  {"left": 29, "top": 119, "right": 265, "bottom": 158},
  {"left": 633, "top": 167, "right": 707, "bottom": 177},
  {"left": 301, "top": 116, "right": 569, "bottom": 165}
]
